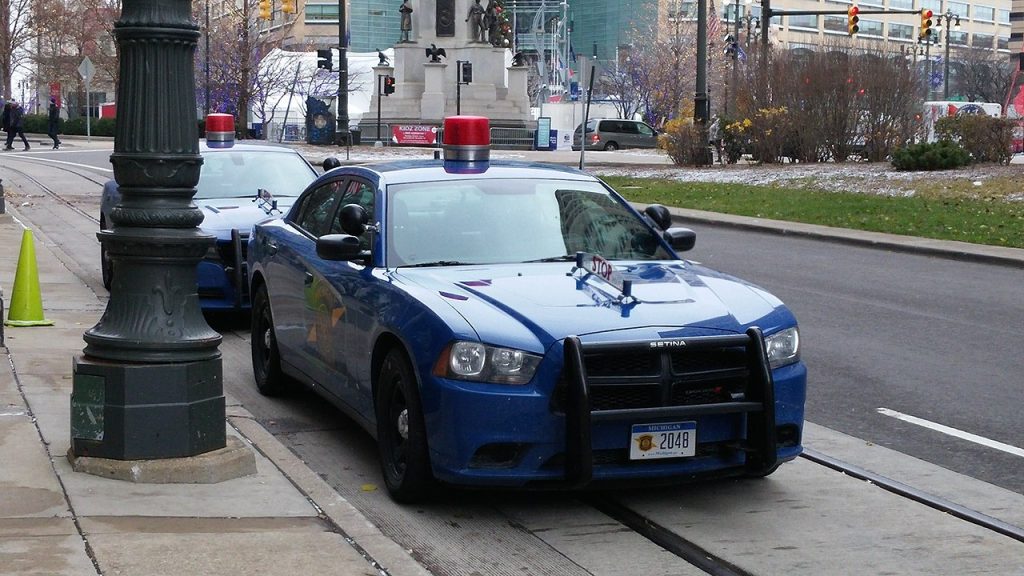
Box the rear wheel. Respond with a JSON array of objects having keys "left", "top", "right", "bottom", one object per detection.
[
  {"left": 603, "top": 141, "right": 619, "bottom": 151},
  {"left": 251, "top": 284, "right": 291, "bottom": 396},
  {"left": 376, "top": 348, "right": 433, "bottom": 503}
]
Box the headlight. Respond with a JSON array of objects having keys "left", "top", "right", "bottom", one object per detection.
[
  {"left": 765, "top": 327, "right": 800, "bottom": 369},
  {"left": 435, "top": 341, "right": 542, "bottom": 385}
]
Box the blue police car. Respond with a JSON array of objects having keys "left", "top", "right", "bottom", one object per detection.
[
  {"left": 248, "top": 116, "right": 806, "bottom": 502},
  {"left": 100, "top": 135, "right": 319, "bottom": 309}
]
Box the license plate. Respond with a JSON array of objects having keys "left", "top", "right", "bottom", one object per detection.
[{"left": 629, "top": 422, "right": 696, "bottom": 460}]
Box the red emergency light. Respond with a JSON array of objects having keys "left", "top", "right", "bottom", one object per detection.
[
  {"left": 442, "top": 115, "right": 490, "bottom": 162},
  {"left": 206, "top": 113, "right": 235, "bottom": 148}
]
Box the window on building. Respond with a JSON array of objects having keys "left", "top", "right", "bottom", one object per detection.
[
  {"left": 997, "top": 36, "right": 1009, "bottom": 50},
  {"left": 997, "top": 9, "right": 1009, "bottom": 24},
  {"left": 971, "top": 33, "right": 994, "bottom": 48},
  {"left": 858, "top": 19, "right": 883, "bottom": 36},
  {"left": 306, "top": 3, "right": 340, "bottom": 21},
  {"left": 949, "top": 31, "right": 968, "bottom": 45},
  {"left": 921, "top": 0, "right": 941, "bottom": 12},
  {"left": 788, "top": 14, "right": 818, "bottom": 29},
  {"left": 888, "top": 0, "right": 913, "bottom": 9},
  {"left": 888, "top": 23, "right": 914, "bottom": 41},
  {"left": 823, "top": 15, "right": 846, "bottom": 33},
  {"left": 973, "top": 6, "right": 995, "bottom": 22},
  {"left": 947, "top": 2, "right": 968, "bottom": 19}
]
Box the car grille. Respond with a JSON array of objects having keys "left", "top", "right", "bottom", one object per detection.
[{"left": 554, "top": 341, "right": 749, "bottom": 413}]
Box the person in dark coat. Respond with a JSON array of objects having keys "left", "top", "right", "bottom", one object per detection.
[
  {"left": 4, "top": 101, "right": 30, "bottom": 151},
  {"left": 47, "top": 97, "right": 61, "bottom": 149},
  {"left": 1, "top": 102, "right": 11, "bottom": 139}
]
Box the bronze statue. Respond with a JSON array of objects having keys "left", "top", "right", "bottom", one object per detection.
[
  {"left": 466, "top": 0, "right": 486, "bottom": 43},
  {"left": 399, "top": 0, "right": 413, "bottom": 43},
  {"left": 485, "top": 0, "right": 500, "bottom": 46}
]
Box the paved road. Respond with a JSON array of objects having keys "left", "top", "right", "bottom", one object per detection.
[{"left": 3, "top": 145, "right": 1023, "bottom": 575}]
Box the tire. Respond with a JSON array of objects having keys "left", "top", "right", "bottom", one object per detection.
[
  {"left": 100, "top": 219, "right": 113, "bottom": 290},
  {"left": 251, "top": 284, "right": 291, "bottom": 396},
  {"left": 603, "top": 141, "right": 619, "bottom": 151},
  {"left": 376, "top": 348, "right": 433, "bottom": 503}
]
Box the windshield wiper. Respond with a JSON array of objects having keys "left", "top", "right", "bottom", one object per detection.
[
  {"left": 406, "top": 260, "right": 475, "bottom": 267},
  {"left": 523, "top": 255, "right": 577, "bottom": 263}
]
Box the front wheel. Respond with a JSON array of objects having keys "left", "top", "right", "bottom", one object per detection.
[{"left": 376, "top": 348, "right": 434, "bottom": 503}]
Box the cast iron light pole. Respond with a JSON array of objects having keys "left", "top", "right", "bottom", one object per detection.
[
  {"left": 937, "top": 10, "right": 960, "bottom": 99},
  {"left": 72, "top": 0, "right": 225, "bottom": 460}
]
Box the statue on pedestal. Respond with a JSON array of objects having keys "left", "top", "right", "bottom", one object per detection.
[
  {"left": 466, "top": 0, "right": 486, "bottom": 43},
  {"left": 485, "top": 0, "right": 500, "bottom": 46},
  {"left": 399, "top": 0, "right": 413, "bottom": 43}
]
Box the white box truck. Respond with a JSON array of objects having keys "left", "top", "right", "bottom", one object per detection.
[{"left": 923, "top": 101, "right": 1002, "bottom": 143}]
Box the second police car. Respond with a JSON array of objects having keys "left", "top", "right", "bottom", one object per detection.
[
  {"left": 248, "top": 116, "right": 806, "bottom": 503},
  {"left": 99, "top": 114, "right": 320, "bottom": 310}
]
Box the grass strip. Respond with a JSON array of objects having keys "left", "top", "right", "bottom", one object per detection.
[{"left": 604, "top": 177, "right": 1024, "bottom": 249}]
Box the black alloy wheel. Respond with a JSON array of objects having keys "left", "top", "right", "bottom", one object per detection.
[
  {"left": 251, "top": 284, "right": 291, "bottom": 396},
  {"left": 376, "top": 348, "right": 433, "bottom": 503}
]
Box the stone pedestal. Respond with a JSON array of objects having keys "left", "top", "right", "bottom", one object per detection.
[{"left": 421, "top": 62, "right": 448, "bottom": 120}]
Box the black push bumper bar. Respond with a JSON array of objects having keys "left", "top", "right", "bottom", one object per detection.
[{"left": 563, "top": 327, "right": 778, "bottom": 486}]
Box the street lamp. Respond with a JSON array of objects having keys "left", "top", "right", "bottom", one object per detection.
[{"left": 936, "top": 10, "right": 960, "bottom": 99}]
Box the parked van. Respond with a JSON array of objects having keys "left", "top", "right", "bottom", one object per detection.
[{"left": 572, "top": 118, "right": 659, "bottom": 151}]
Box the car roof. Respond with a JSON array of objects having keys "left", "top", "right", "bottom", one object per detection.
[
  {"left": 198, "top": 141, "right": 302, "bottom": 154},
  {"left": 325, "top": 159, "right": 599, "bottom": 186}
]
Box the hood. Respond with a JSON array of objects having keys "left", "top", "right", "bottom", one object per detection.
[
  {"left": 395, "top": 261, "right": 794, "bottom": 352},
  {"left": 198, "top": 197, "right": 297, "bottom": 238}
]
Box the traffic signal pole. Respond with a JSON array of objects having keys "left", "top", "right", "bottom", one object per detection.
[{"left": 377, "top": 74, "right": 383, "bottom": 146}]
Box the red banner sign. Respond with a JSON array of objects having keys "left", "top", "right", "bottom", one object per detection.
[
  {"left": 391, "top": 124, "right": 438, "bottom": 145},
  {"left": 49, "top": 83, "right": 61, "bottom": 108}
]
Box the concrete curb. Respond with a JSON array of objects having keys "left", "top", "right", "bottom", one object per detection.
[{"left": 227, "top": 406, "right": 434, "bottom": 576}]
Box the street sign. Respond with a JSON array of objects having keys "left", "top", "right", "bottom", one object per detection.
[{"left": 78, "top": 57, "right": 95, "bottom": 83}]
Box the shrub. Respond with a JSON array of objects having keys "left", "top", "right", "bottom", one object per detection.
[
  {"left": 659, "top": 118, "right": 712, "bottom": 166},
  {"left": 890, "top": 140, "right": 971, "bottom": 171},
  {"left": 935, "top": 114, "right": 1014, "bottom": 165},
  {"left": 61, "top": 117, "right": 116, "bottom": 137}
]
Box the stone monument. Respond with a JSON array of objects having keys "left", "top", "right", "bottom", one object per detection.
[{"left": 363, "top": 0, "right": 530, "bottom": 133}]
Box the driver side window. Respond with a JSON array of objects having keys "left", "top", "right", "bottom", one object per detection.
[
  {"left": 295, "top": 182, "right": 342, "bottom": 237},
  {"left": 330, "top": 179, "right": 376, "bottom": 250}
]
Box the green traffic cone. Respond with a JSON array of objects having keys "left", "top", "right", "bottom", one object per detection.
[{"left": 5, "top": 229, "right": 53, "bottom": 327}]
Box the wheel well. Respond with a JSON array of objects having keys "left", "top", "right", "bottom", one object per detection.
[
  {"left": 371, "top": 333, "right": 409, "bottom": 405},
  {"left": 250, "top": 270, "right": 265, "bottom": 296}
]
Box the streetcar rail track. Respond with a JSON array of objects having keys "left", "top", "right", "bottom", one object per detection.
[
  {"left": 589, "top": 447, "right": 1024, "bottom": 575},
  {"left": 1, "top": 160, "right": 104, "bottom": 224}
]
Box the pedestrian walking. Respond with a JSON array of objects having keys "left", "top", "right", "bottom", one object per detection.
[
  {"left": 47, "top": 97, "right": 61, "bottom": 149},
  {"left": 4, "top": 101, "right": 30, "bottom": 151},
  {"left": 2, "top": 101, "right": 12, "bottom": 147}
]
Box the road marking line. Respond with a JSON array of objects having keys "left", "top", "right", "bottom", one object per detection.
[
  {"left": 877, "top": 407, "right": 1024, "bottom": 458},
  {"left": 3, "top": 154, "right": 113, "bottom": 172}
]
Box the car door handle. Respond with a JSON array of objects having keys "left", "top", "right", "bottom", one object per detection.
[
  {"left": 304, "top": 272, "right": 314, "bottom": 286},
  {"left": 264, "top": 240, "right": 278, "bottom": 255}
]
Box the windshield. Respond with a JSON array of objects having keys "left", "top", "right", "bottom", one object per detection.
[
  {"left": 195, "top": 150, "right": 315, "bottom": 199},
  {"left": 387, "top": 179, "right": 672, "bottom": 267}
]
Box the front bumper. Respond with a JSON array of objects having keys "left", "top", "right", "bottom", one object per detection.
[
  {"left": 197, "top": 229, "right": 249, "bottom": 310},
  {"left": 422, "top": 328, "right": 805, "bottom": 488}
]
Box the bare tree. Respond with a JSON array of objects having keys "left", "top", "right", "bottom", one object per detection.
[
  {"left": 1, "top": 0, "right": 33, "bottom": 99},
  {"left": 953, "top": 47, "right": 1016, "bottom": 104}
]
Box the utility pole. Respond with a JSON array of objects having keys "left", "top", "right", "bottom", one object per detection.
[
  {"left": 694, "top": 0, "right": 710, "bottom": 153},
  {"left": 338, "top": 0, "right": 349, "bottom": 149},
  {"left": 731, "top": 0, "right": 741, "bottom": 118}
]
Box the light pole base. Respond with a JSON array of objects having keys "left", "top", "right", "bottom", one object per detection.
[{"left": 70, "top": 354, "right": 226, "bottom": 460}]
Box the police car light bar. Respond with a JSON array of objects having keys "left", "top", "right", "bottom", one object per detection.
[
  {"left": 442, "top": 115, "right": 489, "bottom": 162},
  {"left": 206, "top": 113, "right": 235, "bottom": 148}
]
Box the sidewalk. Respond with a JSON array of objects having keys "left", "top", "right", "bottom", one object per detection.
[{"left": 0, "top": 211, "right": 430, "bottom": 575}]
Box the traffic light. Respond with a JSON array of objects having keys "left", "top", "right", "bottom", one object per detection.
[
  {"left": 459, "top": 61, "right": 473, "bottom": 84},
  {"left": 847, "top": 5, "right": 859, "bottom": 35},
  {"left": 258, "top": 0, "right": 271, "bottom": 20},
  {"left": 919, "top": 9, "right": 933, "bottom": 40},
  {"left": 316, "top": 49, "right": 333, "bottom": 70},
  {"left": 383, "top": 75, "right": 396, "bottom": 95},
  {"left": 281, "top": 0, "right": 296, "bottom": 14}
]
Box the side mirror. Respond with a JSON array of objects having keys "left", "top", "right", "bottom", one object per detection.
[
  {"left": 316, "top": 234, "right": 363, "bottom": 261},
  {"left": 339, "top": 203, "right": 368, "bottom": 236},
  {"left": 643, "top": 204, "right": 673, "bottom": 231},
  {"left": 664, "top": 227, "right": 696, "bottom": 252}
]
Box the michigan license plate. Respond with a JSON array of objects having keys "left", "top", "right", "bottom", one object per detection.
[{"left": 629, "top": 422, "right": 696, "bottom": 460}]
